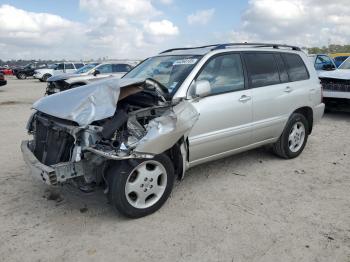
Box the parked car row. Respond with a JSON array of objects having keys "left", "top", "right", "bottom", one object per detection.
[
  {"left": 33, "top": 62, "right": 85, "bottom": 82},
  {"left": 45, "top": 62, "right": 133, "bottom": 94},
  {"left": 21, "top": 43, "right": 325, "bottom": 218}
]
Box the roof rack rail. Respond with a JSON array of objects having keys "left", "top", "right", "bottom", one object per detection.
[
  {"left": 159, "top": 42, "right": 301, "bottom": 54},
  {"left": 211, "top": 43, "right": 301, "bottom": 51},
  {"left": 160, "top": 44, "right": 220, "bottom": 54}
]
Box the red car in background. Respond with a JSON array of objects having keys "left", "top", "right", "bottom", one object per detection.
[{"left": 1, "top": 68, "right": 13, "bottom": 75}]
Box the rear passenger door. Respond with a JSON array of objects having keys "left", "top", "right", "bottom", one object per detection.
[
  {"left": 244, "top": 52, "right": 310, "bottom": 143},
  {"left": 188, "top": 53, "right": 253, "bottom": 163},
  {"left": 244, "top": 52, "right": 294, "bottom": 143}
]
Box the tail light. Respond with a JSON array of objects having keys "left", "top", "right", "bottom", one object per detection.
[{"left": 319, "top": 80, "right": 324, "bottom": 102}]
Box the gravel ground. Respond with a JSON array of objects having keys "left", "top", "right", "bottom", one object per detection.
[{"left": 0, "top": 76, "right": 349, "bottom": 262}]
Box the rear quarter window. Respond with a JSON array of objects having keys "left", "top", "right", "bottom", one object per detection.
[{"left": 282, "top": 53, "right": 309, "bottom": 82}]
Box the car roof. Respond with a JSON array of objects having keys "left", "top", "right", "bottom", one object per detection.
[{"left": 158, "top": 43, "right": 302, "bottom": 56}]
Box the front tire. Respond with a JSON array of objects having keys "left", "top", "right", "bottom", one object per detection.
[
  {"left": 42, "top": 74, "right": 51, "bottom": 82},
  {"left": 273, "top": 113, "right": 309, "bottom": 159},
  {"left": 107, "top": 154, "right": 175, "bottom": 218}
]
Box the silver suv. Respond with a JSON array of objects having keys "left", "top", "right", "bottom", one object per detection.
[{"left": 21, "top": 43, "right": 324, "bottom": 218}]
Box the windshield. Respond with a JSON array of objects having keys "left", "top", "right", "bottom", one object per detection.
[
  {"left": 123, "top": 55, "right": 202, "bottom": 93},
  {"left": 339, "top": 57, "right": 350, "bottom": 69},
  {"left": 75, "top": 63, "right": 99, "bottom": 74}
]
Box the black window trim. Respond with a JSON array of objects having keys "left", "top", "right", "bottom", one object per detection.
[
  {"left": 274, "top": 53, "right": 289, "bottom": 84},
  {"left": 187, "top": 51, "right": 248, "bottom": 98}
]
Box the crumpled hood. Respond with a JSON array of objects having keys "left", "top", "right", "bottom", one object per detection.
[
  {"left": 48, "top": 72, "right": 80, "bottom": 82},
  {"left": 33, "top": 77, "right": 146, "bottom": 126},
  {"left": 318, "top": 69, "right": 350, "bottom": 80}
]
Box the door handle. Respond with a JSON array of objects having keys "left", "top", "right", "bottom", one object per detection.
[
  {"left": 284, "top": 86, "right": 293, "bottom": 93},
  {"left": 239, "top": 95, "right": 251, "bottom": 102}
]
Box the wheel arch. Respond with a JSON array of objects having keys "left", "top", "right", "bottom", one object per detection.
[{"left": 293, "top": 106, "right": 313, "bottom": 134}]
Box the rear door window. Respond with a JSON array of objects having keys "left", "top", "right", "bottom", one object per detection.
[
  {"left": 244, "top": 53, "right": 280, "bottom": 88},
  {"left": 282, "top": 53, "right": 309, "bottom": 81}
]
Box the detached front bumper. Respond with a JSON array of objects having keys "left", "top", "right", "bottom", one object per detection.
[{"left": 21, "top": 140, "right": 84, "bottom": 186}]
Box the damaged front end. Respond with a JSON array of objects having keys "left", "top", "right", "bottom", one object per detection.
[{"left": 21, "top": 77, "right": 199, "bottom": 188}]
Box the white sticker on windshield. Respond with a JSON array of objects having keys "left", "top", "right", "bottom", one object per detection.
[{"left": 173, "top": 58, "right": 198, "bottom": 66}]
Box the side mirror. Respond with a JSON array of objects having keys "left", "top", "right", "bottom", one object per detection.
[
  {"left": 194, "top": 80, "right": 211, "bottom": 98},
  {"left": 93, "top": 69, "right": 100, "bottom": 76}
]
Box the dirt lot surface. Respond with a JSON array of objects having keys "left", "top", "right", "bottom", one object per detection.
[{"left": 0, "top": 76, "right": 349, "bottom": 262}]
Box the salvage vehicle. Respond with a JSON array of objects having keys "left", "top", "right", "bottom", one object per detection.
[
  {"left": 21, "top": 43, "right": 324, "bottom": 218},
  {"left": 46, "top": 62, "right": 133, "bottom": 95},
  {"left": 0, "top": 72, "right": 7, "bottom": 86},
  {"left": 309, "top": 54, "right": 350, "bottom": 107},
  {"left": 13, "top": 62, "right": 48, "bottom": 80}
]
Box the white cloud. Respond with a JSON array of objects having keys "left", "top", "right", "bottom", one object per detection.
[
  {"left": 0, "top": 2, "right": 180, "bottom": 60},
  {"left": 144, "top": 20, "right": 179, "bottom": 36},
  {"left": 158, "top": 0, "right": 173, "bottom": 4},
  {"left": 230, "top": 0, "right": 350, "bottom": 47},
  {"left": 80, "top": 0, "right": 160, "bottom": 18},
  {"left": 187, "top": 9, "right": 215, "bottom": 26}
]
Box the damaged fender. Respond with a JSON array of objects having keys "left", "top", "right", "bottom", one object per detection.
[{"left": 134, "top": 100, "right": 199, "bottom": 154}]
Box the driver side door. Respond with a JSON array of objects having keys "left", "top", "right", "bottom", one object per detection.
[{"left": 188, "top": 53, "right": 253, "bottom": 165}]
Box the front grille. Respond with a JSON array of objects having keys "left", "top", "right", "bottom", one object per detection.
[
  {"left": 33, "top": 114, "right": 76, "bottom": 165},
  {"left": 321, "top": 78, "right": 350, "bottom": 92}
]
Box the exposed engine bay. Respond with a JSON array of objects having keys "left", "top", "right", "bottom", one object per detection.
[{"left": 23, "top": 77, "right": 199, "bottom": 188}]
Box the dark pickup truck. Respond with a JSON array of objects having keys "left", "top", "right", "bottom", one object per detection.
[{"left": 13, "top": 63, "right": 48, "bottom": 80}]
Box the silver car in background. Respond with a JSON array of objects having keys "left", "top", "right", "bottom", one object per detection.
[{"left": 21, "top": 43, "right": 324, "bottom": 218}]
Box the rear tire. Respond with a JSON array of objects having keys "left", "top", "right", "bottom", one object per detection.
[
  {"left": 272, "top": 113, "right": 309, "bottom": 159},
  {"left": 107, "top": 154, "right": 175, "bottom": 218}
]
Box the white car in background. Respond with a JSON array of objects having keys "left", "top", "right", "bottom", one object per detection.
[
  {"left": 309, "top": 54, "right": 350, "bottom": 107},
  {"left": 46, "top": 62, "right": 133, "bottom": 94},
  {"left": 34, "top": 62, "right": 85, "bottom": 82}
]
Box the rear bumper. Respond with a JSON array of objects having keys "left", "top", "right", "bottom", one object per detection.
[
  {"left": 313, "top": 103, "right": 325, "bottom": 124},
  {"left": 21, "top": 140, "right": 84, "bottom": 186}
]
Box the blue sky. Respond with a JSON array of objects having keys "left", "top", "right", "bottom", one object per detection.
[{"left": 0, "top": 0, "right": 348, "bottom": 60}]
